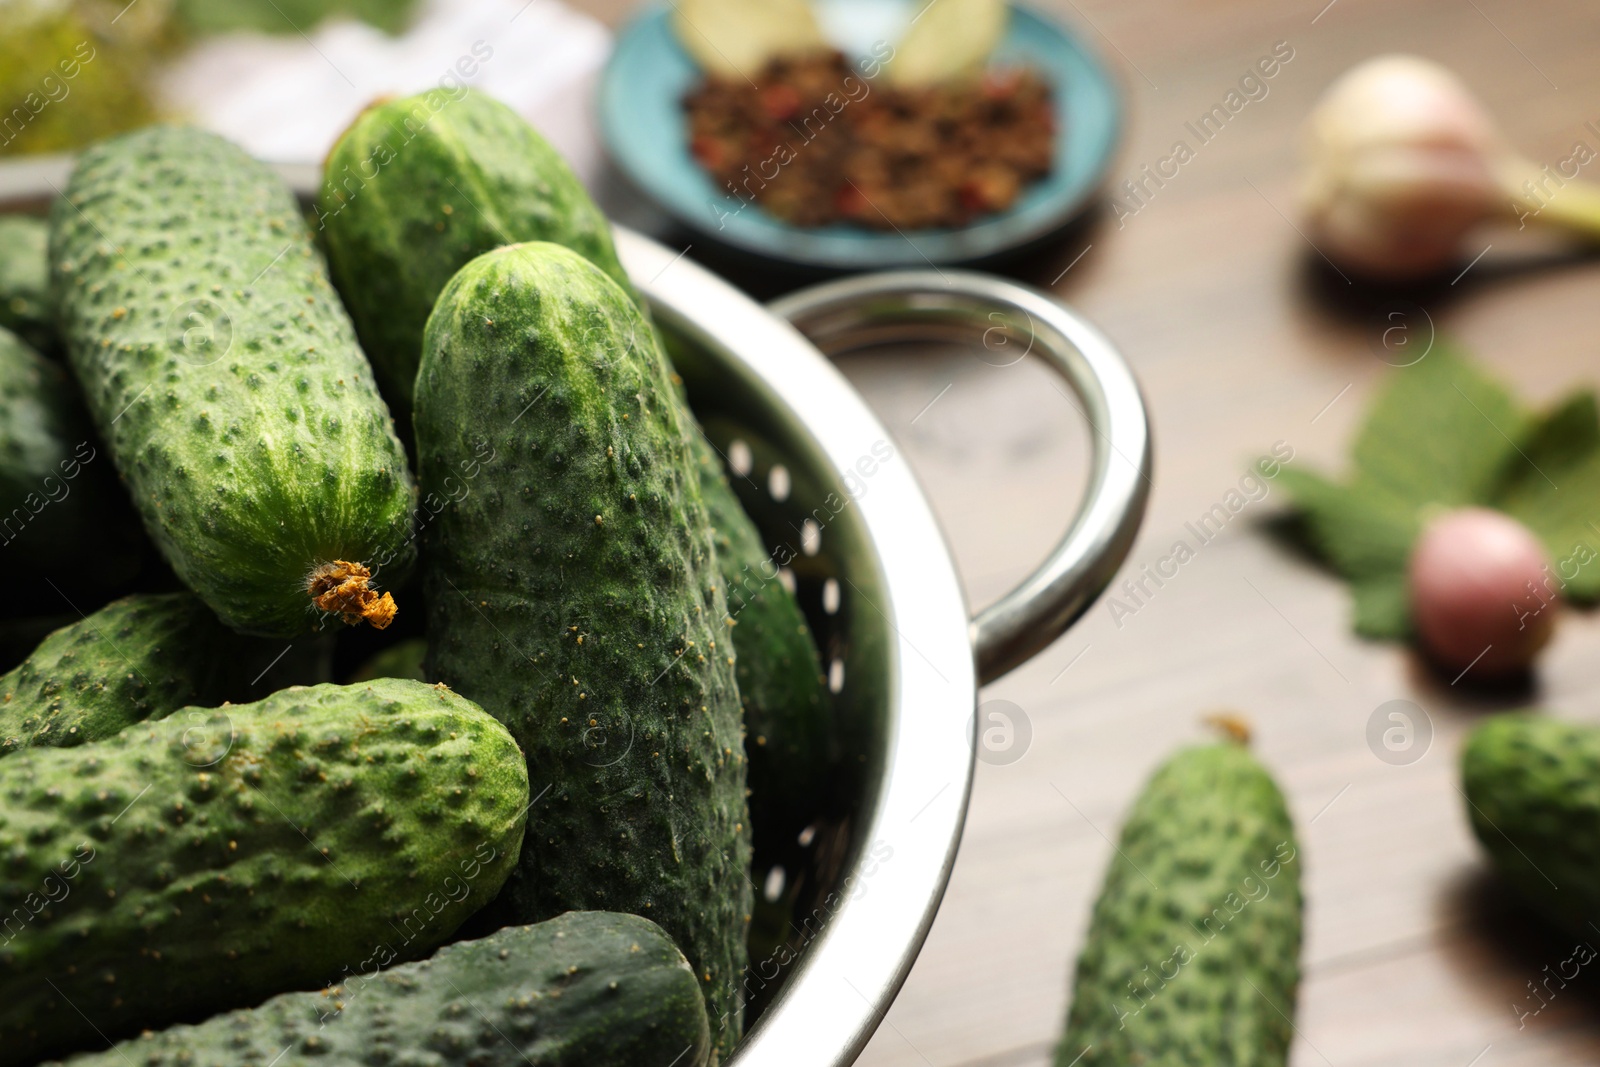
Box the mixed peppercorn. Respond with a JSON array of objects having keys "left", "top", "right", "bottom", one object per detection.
[{"left": 685, "top": 51, "right": 1056, "bottom": 230}]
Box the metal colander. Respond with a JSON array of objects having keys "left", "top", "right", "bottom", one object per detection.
[{"left": 621, "top": 229, "right": 1149, "bottom": 1066}]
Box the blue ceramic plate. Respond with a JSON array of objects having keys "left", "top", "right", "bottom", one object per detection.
[{"left": 598, "top": 1, "right": 1122, "bottom": 270}]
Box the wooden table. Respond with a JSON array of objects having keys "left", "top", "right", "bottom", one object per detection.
[{"left": 579, "top": 1, "right": 1600, "bottom": 1062}]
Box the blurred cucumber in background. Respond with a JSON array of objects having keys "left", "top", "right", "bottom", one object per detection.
[
  {"left": 0, "top": 0, "right": 420, "bottom": 157},
  {"left": 0, "top": 0, "right": 164, "bottom": 156}
]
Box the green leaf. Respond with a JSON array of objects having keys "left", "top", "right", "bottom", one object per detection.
[
  {"left": 1491, "top": 390, "right": 1600, "bottom": 602},
  {"left": 1276, "top": 468, "right": 1417, "bottom": 581},
  {"left": 1350, "top": 345, "right": 1528, "bottom": 510},
  {"left": 1269, "top": 346, "right": 1600, "bottom": 637},
  {"left": 1269, "top": 346, "right": 1568, "bottom": 638},
  {"left": 173, "top": 0, "right": 420, "bottom": 36},
  {"left": 1351, "top": 576, "right": 1410, "bottom": 639},
  {"left": 1277, "top": 468, "right": 1414, "bottom": 639}
]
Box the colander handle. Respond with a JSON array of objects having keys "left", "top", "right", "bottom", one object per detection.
[{"left": 769, "top": 272, "right": 1151, "bottom": 685}]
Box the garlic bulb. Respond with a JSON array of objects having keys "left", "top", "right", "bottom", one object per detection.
[{"left": 1301, "top": 55, "right": 1600, "bottom": 280}]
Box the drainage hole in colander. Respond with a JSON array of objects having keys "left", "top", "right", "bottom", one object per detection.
[
  {"left": 800, "top": 518, "right": 821, "bottom": 556},
  {"left": 768, "top": 463, "right": 791, "bottom": 502},
  {"left": 727, "top": 438, "right": 754, "bottom": 476},
  {"left": 828, "top": 657, "right": 845, "bottom": 693},
  {"left": 762, "top": 866, "right": 786, "bottom": 903},
  {"left": 778, "top": 567, "right": 796, "bottom": 594},
  {"left": 821, "top": 577, "right": 840, "bottom": 614}
]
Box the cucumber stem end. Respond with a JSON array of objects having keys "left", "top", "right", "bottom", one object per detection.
[{"left": 308, "top": 560, "right": 397, "bottom": 630}]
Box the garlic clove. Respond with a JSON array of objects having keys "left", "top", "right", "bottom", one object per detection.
[
  {"left": 1310, "top": 150, "right": 1502, "bottom": 278},
  {"left": 1299, "top": 53, "right": 1600, "bottom": 280},
  {"left": 1302, "top": 55, "right": 1507, "bottom": 279}
]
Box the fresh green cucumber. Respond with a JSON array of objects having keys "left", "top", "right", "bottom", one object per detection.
[
  {"left": 1462, "top": 714, "right": 1600, "bottom": 935},
  {"left": 0, "top": 216, "right": 57, "bottom": 356},
  {"left": 47, "top": 911, "right": 709, "bottom": 1067},
  {"left": 50, "top": 125, "right": 416, "bottom": 638},
  {"left": 0, "top": 591, "right": 326, "bottom": 757},
  {"left": 349, "top": 634, "right": 427, "bottom": 682},
  {"left": 0, "top": 677, "right": 528, "bottom": 1061},
  {"left": 0, "top": 325, "right": 147, "bottom": 601},
  {"left": 692, "top": 434, "right": 830, "bottom": 860},
  {"left": 415, "top": 242, "right": 750, "bottom": 1050},
  {"left": 1058, "top": 741, "right": 1303, "bottom": 1066},
  {"left": 321, "top": 80, "right": 830, "bottom": 861},
  {"left": 320, "top": 90, "right": 634, "bottom": 429}
]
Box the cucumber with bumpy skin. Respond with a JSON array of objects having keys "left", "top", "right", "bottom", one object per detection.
[
  {"left": 691, "top": 434, "right": 830, "bottom": 862},
  {"left": 416, "top": 242, "right": 750, "bottom": 1051},
  {"left": 320, "top": 90, "right": 634, "bottom": 430},
  {"left": 1057, "top": 741, "right": 1303, "bottom": 1066},
  {"left": 50, "top": 126, "right": 416, "bottom": 637},
  {"left": 0, "top": 216, "right": 57, "bottom": 356},
  {"left": 1462, "top": 715, "right": 1600, "bottom": 936},
  {"left": 319, "top": 90, "right": 830, "bottom": 864},
  {"left": 0, "top": 592, "right": 325, "bottom": 757},
  {"left": 0, "top": 677, "right": 528, "bottom": 1062},
  {"left": 47, "top": 911, "right": 710, "bottom": 1067}
]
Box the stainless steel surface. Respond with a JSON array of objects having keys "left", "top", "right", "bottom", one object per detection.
[
  {"left": 770, "top": 272, "right": 1152, "bottom": 686},
  {"left": 618, "top": 228, "right": 978, "bottom": 1067},
  {"left": 628, "top": 239, "right": 1150, "bottom": 1065},
  {"left": 0, "top": 162, "right": 1148, "bottom": 1066}
]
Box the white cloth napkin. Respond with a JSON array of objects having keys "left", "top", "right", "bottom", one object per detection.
[{"left": 158, "top": 0, "right": 612, "bottom": 190}]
